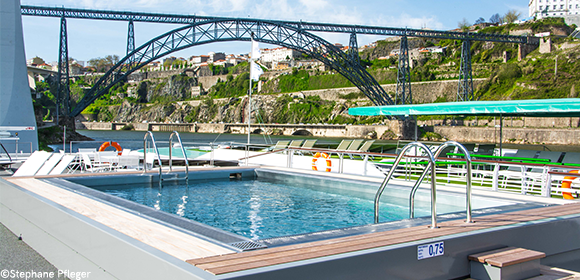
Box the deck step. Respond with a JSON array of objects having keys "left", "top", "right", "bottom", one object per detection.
[{"left": 469, "top": 247, "right": 545, "bottom": 280}]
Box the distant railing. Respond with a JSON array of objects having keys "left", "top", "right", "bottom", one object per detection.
[
  {"left": 237, "top": 143, "right": 580, "bottom": 200},
  {"left": 0, "top": 141, "right": 34, "bottom": 155},
  {"left": 62, "top": 138, "right": 580, "bottom": 200}
]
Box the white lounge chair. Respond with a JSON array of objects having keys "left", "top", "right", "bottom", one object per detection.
[
  {"left": 116, "top": 155, "right": 141, "bottom": 171},
  {"left": 346, "top": 139, "right": 364, "bottom": 151},
  {"left": 36, "top": 153, "right": 65, "bottom": 175},
  {"left": 264, "top": 140, "right": 290, "bottom": 152},
  {"left": 301, "top": 139, "right": 317, "bottom": 149},
  {"left": 13, "top": 151, "right": 52, "bottom": 177},
  {"left": 81, "top": 153, "right": 110, "bottom": 173},
  {"left": 49, "top": 155, "right": 77, "bottom": 175},
  {"left": 335, "top": 140, "right": 352, "bottom": 151},
  {"left": 288, "top": 140, "right": 304, "bottom": 149}
]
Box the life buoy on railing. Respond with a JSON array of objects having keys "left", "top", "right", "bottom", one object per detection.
[
  {"left": 98, "top": 141, "right": 122, "bottom": 155},
  {"left": 312, "top": 152, "right": 332, "bottom": 172},
  {"left": 561, "top": 170, "right": 579, "bottom": 199}
]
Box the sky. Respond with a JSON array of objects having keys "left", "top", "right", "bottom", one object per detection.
[{"left": 20, "top": 0, "right": 530, "bottom": 64}]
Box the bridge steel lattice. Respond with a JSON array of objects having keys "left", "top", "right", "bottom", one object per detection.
[
  {"left": 68, "top": 19, "right": 395, "bottom": 117},
  {"left": 22, "top": 5, "right": 539, "bottom": 115},
  {"left": 20, "top": 5, "right": 534, "bottom": 44},
  {"left": 56, "top": 16, "right": 71, "bottom": 121},
  {"left": 457, "top": 40, "right": 474, "bottom": 101}
]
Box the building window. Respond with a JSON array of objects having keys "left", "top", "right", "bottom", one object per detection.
[
  {"left": 554, "top": 5, "right": 557, "bottom": 8},
  {"left": 561, "top": 4, "right": 564, "bottom": 8}
]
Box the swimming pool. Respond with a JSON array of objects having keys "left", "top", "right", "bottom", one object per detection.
[{"left": 65, "top": 168, "right": 519, "bottom": 242}]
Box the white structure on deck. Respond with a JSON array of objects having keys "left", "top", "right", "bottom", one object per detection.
[{"left": 0, "top": 0, "right": 39, "bottom": 153}]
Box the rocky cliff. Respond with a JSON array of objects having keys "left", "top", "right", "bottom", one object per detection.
[{"left": 107, "top": 77, "right": 485, "bottom": 125}]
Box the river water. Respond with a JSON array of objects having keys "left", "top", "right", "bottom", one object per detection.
[
  {"left": 53, "top": 130, "right": 398, "bottom": 153},
  {"left": 49, "top": 129, "right": 580, "bottom": 154}
]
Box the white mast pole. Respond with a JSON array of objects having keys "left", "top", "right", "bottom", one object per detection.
[{"left": 248, "top": 78, "right": 252, "bottom": 145}]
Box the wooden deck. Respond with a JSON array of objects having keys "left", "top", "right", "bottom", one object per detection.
[{"left": 187, "top": 202, "right": 580, "bottom": 275}]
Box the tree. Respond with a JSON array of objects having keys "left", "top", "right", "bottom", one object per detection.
[
  {"left": 458, "top": 18, "right": 471, "bottom": 31},
  {"left": 88, "top": 55, "right": 120, "bottom": 72},
  {"left": 105, "top": 55, "right": 119, "bottom": 65},
  {"left": 475, "top": 17, "right": 486, "bottom": 25},
  {"left": 489, "top": 13, "right": 502, "bottom": 24},
  {"left": 503, "top": 9, "right": 521, "bottom": 24}
]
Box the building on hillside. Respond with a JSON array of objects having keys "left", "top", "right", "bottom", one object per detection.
[
  {"left": 143, "top": 61, "right": 161, "bottom": 71},
  {"left": 190, "top": 55, "right": 209, "bottom": 65},
  {"left": 260, "top": 47, "right": 302, "bottom": 63},
  {"left": 69, "top": 63, "right": 84, "bottom": 75},
  {"left": 208, "top": 52, "right": 225, "bottom": 63},
  {"left": 273, "top": 61, "right": 291, "bottom": 70},
  {"left": 212, "top": 59, "right": 231, "bottom": 67},
  {"left": 529, "top": 0, "right": 580, "bottom": 25},
  {"left": 26, "top": 56, "right": 45, "bottom": 66},
  {"left": 226, "top": 54, "right": 247, "bottom": 66},
  {"left": 294, "top": 59, "right": 322, "bottom": 69}
]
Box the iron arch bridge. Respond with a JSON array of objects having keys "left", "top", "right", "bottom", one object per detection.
[
  {"left": 70, "top": 19, "right": 393, "bottom": 117},
  {"left": 22, "top": 5, "right": 537, "bottom": 116}
]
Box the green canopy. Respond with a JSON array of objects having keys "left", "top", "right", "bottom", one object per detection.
[{"left": 348, "top": 98, "right": 580, "bottom": 117}]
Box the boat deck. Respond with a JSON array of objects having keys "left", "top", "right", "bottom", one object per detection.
[
  {"left": 187, "top": 202, "right": 580, "bottom": 275},
  {"left": 5, "top": 169, "right": 580, "bottom": 278},
  {"left": 5, "top": 177, "right": 236, "bottom": 260}
]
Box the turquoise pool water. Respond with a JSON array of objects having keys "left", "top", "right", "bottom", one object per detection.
[
  {"left": 93, "top": 175, "right": 495, "bottom": 240},
  {"left": 138, "top": 147, "right": 208, "bottom": 159}
]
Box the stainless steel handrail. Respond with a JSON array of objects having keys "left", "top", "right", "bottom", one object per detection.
[
  {"left": 169, "top": 131, "right": 189, "bottom": 183},
  {"left": 143, "top": 131, "right": 163, "bottom": 187},
  {"left": 0, "top": 142, "right": 13, "bottom": 162},
  {"left": 408, "top": 141, "right": 473, "bottom": 223},
  {"left": 374, "top": 142, "right": 438, "bottom": 228},
  {"left": 434, "top": 141, "right": 472, "bottom": 223}
]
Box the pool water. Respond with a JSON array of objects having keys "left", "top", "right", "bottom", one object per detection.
[
  {"left": 138, "top": 147, "right": 208, "bottom": 159},
  {"left": 98, "top": 177, "right": 468, "bottom": 240}
]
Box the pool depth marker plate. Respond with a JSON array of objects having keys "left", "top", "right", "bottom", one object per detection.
[{"left": 417, "top": 241, "right": 444, "bottom": 260}]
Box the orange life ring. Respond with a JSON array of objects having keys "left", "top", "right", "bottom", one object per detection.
[
  {"left": 98, "top": 141, "right": 122, "bottom": 155},
  {"left": 561, "top": 170, "right": 579, "bottom": 200},
  {"left": 312, "top": 152, "right": 332, "bottom": 172}
]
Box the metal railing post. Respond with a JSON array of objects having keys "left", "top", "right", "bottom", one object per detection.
[
  {"left": 542, "top": 166, "right": 551, "bottom": 197},
  {"left": 210, "top": 142, "right": 215, "bottom": 166},
  {"left": 492, "top": 163, "right": 499, "bottom": 191},
  {"left": 363, "top": 154, "right": 368, "bottom": 176}
]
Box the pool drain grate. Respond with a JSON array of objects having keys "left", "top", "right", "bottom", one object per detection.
[{"left": 229, "top": 241, "right": 267, "bottom": 251}]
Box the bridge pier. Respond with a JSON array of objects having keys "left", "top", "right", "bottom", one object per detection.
[{"left": 396, "top": 36, "right": 412, "bottom": 105}]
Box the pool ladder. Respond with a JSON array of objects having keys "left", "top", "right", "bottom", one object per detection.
[
  {"left": 143, "top": 131, "right": 189, "bottom": 187},
  {"left": 167, "top": 131, "right": 189, "bottom": 184},
  {"left": 374, "top": 141, "right": 473, "bottom": 228}
]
